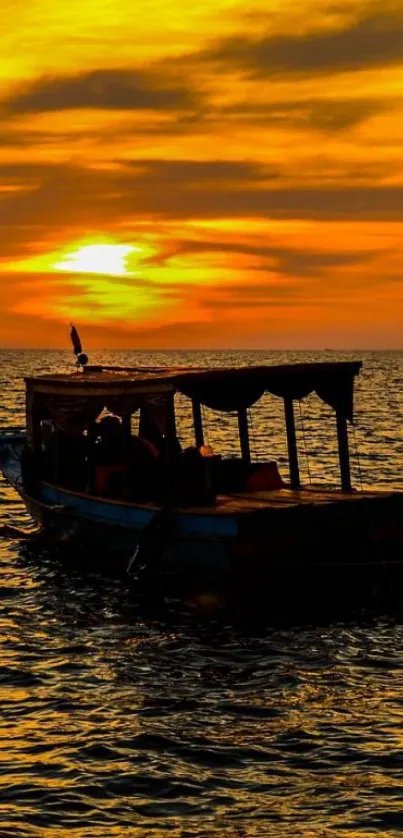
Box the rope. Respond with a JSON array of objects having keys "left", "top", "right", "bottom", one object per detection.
[
  {"left": 350, "top": 423, "right": 395, "bottom": 610},
  {"left": 201, "top": 405, "right": 210, "bottom": 445},
  {"left": 324, "top": 415, "right": 395, "bottom": 612},
  {"left": 298, "top": 400, "right": 312, "bottom": 485},
  {"left": 352, "top": 424, "right": 364, "bottom": 491},
  {"left": 126, "top": 509, "right": 174, "bottom": 581},
  {"left": 248, "top": 408, "right": 257, "bottom": 461}
]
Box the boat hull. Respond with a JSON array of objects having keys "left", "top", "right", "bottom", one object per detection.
[
  {"left": 21, "top": 481, "right": 403, "bottom": 603},
  {"left": 1, "top": 433, "right": 403, "bottom": 606},
  {"left": 23, "top": 488, "right": 233, "bottom": 578}
]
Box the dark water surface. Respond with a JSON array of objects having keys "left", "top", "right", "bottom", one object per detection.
[{"left": 0, "top": 350, "right": 402, "bottom": 837}]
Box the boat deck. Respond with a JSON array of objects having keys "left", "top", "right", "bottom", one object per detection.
[
  {"left": 197, "top": 487, "right": 398, "bottom": 515},
  {"left": 50, "top": 484, "right": 396, "bottom": 516}
]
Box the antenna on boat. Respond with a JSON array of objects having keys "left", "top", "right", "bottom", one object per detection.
[{"left": 70, "top": 323, "right": 89, "bottom": 369}]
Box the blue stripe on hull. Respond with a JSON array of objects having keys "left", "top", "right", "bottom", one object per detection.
[
  {"left": 39, "top": 484, "right": 238, "bottom": 539},
  {"left": 29, "top": 486, "right": 233, "bottom": 575}
]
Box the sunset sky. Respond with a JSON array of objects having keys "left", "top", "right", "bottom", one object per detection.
[{"left": 1, "top": 0, "right": 403, "bottom": 348}]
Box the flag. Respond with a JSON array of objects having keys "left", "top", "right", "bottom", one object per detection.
[{"left": 70, "top": 323, "right": 82, "bottom": 356}]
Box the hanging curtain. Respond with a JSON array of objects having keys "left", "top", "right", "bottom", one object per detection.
[
  {"left": 176, "top": 362, "right": 360, "bottom": 422},
  {"left": 41, "top": 392, "right": 172, "bottom": 434},
  {"left": 42, "top": 395, "right": 104, "bottom": 432}
]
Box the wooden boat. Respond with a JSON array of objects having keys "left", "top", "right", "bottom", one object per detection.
[{"left": 1, "top": 359, "right": 403, "bottom": 601}]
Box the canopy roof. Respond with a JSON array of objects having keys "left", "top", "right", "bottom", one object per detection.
[{"left": 26, "top": 361, "right": 362, "bottom": 423}]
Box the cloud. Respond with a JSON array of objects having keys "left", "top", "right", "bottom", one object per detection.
[
  {"left": 167, "top": 238, "right": 380, "bottom": 276},
  {"left": 0, "top": 159, "right": 273, "bottom": 240},
  {"left": 118, "top": 158, "right": 272, "bottom": 184},
  {"left": 117, "top": 176, "right": 403, "bottom": 221},
  {"left": 199, "top": 9, "right": 403, "bottom": 77},
  {"left": 220, "top": 98, "right": 387, "bottom": 132},
  {"left": 202, "top": 280, "right": 313, "bottom": 309},
  {"left": 3, "top": 159, "right": 403, "bottom": 245},
  {"left": 2, "top": 68, "right": 198, "bottom": 114},
  {"left": 0, "top": 162, "right": 61, "bottom": 182}
]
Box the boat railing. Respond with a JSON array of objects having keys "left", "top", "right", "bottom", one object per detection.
[{"left": 0, "top": 426, "right": 26, "bottom": 439}]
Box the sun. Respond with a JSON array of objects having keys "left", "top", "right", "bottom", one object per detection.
[
  {"left": 4, "top": 238, "right": 151, "bottom": 277},
  {"left": 54, "top": 243, "right": 140, "bottom": 276}
]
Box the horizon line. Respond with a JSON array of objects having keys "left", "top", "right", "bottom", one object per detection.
[{"left": 0, "top": 346, "right": 402, "bottom": 352}]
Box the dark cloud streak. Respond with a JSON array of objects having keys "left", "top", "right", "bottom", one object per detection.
[
  {"left": 3, "top": 159, "right": 403, "bottom": 240},
  {"left": 2, "top": 68, "right": 197, "bottom": 114},
  {"left": 118, "top": 158, "right": 273, "bottom": 183},
  {"left": 220, "top": 98, "right": 388, "bottom": 131},
  {"left": 167, "top": 239, "right": 380, "bottom": 275},
  {"left": 200, "top": 10, "right": 403, "bottom": 77}
]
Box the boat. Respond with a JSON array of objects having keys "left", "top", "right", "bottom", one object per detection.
[{"left": 1, "top": 353, "right": 403, "bottom": 603}]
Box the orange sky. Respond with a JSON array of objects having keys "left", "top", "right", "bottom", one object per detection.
[{"left": 0, "top": 0, "right": 403, "bottom": 348}]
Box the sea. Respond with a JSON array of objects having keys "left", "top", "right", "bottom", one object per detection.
[{"left": 0, "top": 349, "right": 402, "bottom": 838}]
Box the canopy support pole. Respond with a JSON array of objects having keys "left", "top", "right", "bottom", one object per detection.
[
  {"left": 166, "top": 393, "right": 177, "bottom": 450},
  {"left": 161, "top": 393, "right": 178, "bottom": 501},
  {"left": 238, "top": 408, "right": 251, "bottom": 464},
  {"left": 26, "top": 390, "right": 41, "bottom": 457},
  {"left": 122, "top": 413, "right": 132, "bottom": 500},
  {"left": 284, "top": 398, "right": 300, "bottom": 488},
  {"left": 86, "top": 421, "right": 97, "bottom": 494},
  {"left": 191, "top": 398, "right": 204, "bottom": 448},
  {"left": 336, "top": 411, "right": 352, "bottom": 492}
]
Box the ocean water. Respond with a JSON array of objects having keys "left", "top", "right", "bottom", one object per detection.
[{"left": 0, "top": 349, "right": 402, "bottom": 837}]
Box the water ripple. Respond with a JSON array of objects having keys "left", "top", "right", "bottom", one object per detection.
[{"left": 0, "top": 350, "right": 403, "bottom": 836}]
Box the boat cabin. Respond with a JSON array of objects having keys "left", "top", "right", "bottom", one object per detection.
[{"left": 23, "top": 361, "right": 362, "bottom": 505}]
